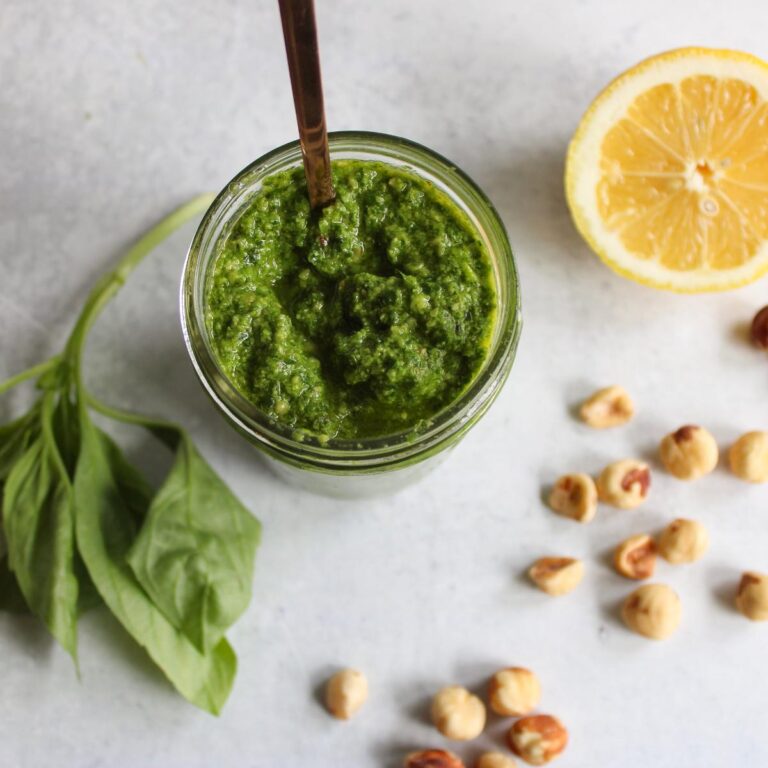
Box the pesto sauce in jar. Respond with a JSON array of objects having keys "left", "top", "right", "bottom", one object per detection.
[{"left": 205, "top": 160, "right": 496, "bottom": 441}]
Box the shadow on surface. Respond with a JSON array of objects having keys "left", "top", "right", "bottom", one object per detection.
[
  {"left": 599, "top": 594, "right": 626, "bottom": 631},
  {"left": 0, "top": 614, "right": 55, "bottom": 660},
  {"left": 707, "top": 566, "right": 741, "bottom": 614}
]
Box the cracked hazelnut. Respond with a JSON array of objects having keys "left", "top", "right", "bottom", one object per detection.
[
  {"left": 729, "top": 431, "right": 768, "bottom": 483},
  {"left": 476, "top": 753, "right": 518, "bottom": 768},
  {"left": 528, "top": 557, "right": 583, "bottom": 596},
  {"left": 736, "top": 571, "right": 768, "bottom": 621},
  {"left": 431, "top": 686, "right": 486, "bottom": 741},
  {"left": 548, "top": 473, "right": 597, "bottom": 523},
  {"left": 596, "top": 459, "right": 650, "bottom": 509},
  {"left": 488, "top": 667, "right": 541, "bottom": 716},
  {"left": 405, "top": 750, "right": 465, "bottom": 768},
  {"left": 508, "top": 715, "right": 568, "bottom": 766},
  {"left": 579, "top": 385, "right": 634, "bottom": 428},
  {"left": 613, "top": 534, "right": 657, "bottom": 579},
  {"left": 325, "top": 668, "right": 368, "bottom": 719},
  {"left": 622, "top": 584, "right": 681, "bottom": 639},
  {"left": 658, "top": 518, "right": 709, "bottom": 564},
  {"left": 751, "top": 305, "right": 768, "bottom": 349},
  {"left": 659, "top": 425, "right": 718, "bottom": 480}
]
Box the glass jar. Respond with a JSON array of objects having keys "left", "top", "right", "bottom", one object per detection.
[{"left": 181, "top": 132, "right": 521, "bottom": 497}]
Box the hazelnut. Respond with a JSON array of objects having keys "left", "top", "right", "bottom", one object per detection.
[
  {"left": 751, "top": 305, "right": 768, "bottom": 349},
  {"left": 476, "top": 753, "right": 518, "bottom": 768},
  {"left": 613, "top": 534, "right": 657, "bottom": 580},
  {"left": 488, "top": 667, "right": 541, "bottom": 716},
  {"left": 508, "top": 715, "right": 568, "bottom": 766},
  {"left": 431, "top": 685, "right": 486, "bottom": 740},
  {"left": 528, "top": 557, "right": 584, "bottom": 596},
  {"left": 657, "top": 518, "right": 709, "bottom": 564},
  {"left": 729, "top": 431, "right": 768, "bottom": 483},
  {"left": 325, "top": 668, "right": 368, "bottom": 719},
  {"left": 548, "top": 473, "right": 597, "bottom": 523},
  {"left": 659, "top": 425, "right": 718, "bottom": 480},
  {"left": 621, "top": 584, "right": 681, "bottom": 640},
  {"left": 579, "top": 385, "right": 634, "bottom": 428},
  {"left": 596, "top": 459, "right": 651, "bottom": 509},
  {"left": 735, "top": 571, "right": 768, "bottom": 621},
  {"left": 405, "top": 750, "right": 465, "bottom": 768}
]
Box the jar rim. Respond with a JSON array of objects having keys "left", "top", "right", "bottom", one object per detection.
[{"left": 181, "top": 131, "right": 522, "bottom": 470}]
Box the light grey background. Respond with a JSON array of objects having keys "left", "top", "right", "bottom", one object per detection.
[{"left": 2, "top": 1, "right": 768, "bottom": 766}]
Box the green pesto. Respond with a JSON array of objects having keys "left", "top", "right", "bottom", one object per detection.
[{"left": 205, "top": 160, "right": 496, "bottom": 441}]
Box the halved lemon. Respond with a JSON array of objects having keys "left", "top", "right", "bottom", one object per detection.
[{"left": 566, "top": 47, "right": 768, "bottom": 292}]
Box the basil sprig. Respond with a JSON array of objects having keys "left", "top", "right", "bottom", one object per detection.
[{"left": 0, "top": 196, "right": 261, "bottom": 714}]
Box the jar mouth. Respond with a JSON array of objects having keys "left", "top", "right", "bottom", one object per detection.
[{"left": 181, "top": 131, "right": 521, "bottom": 469}]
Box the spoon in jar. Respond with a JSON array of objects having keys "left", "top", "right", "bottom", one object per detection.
[{"left": 277, "top": 0, "right": 335, "bottom": 209}]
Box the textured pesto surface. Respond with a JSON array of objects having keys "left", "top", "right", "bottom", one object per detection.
[{"left": 206, "top": 160, "right": 496, "bottom": 440}]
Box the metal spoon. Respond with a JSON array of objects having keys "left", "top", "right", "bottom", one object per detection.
[{"left": 278, "top": 0, "right": 335, "bottom": 209}]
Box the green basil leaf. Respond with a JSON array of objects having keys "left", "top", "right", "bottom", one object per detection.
[
  {"left": 0, "top": 492, "right": 28, "bottom": 613},
  {"left": 75, "top": 428, "right": 153, "bottom": 616},
  {"left": 48, "top": 392, "right": 105, "bottom": 614},
  {"left": 0, "top": 554, "right": 30, "bottom": 614},
  {"left": 2, "top": 396, "right": 78, "bottom": 657},
  {"left": 126, "top": 431, "right": 260, "bottom": 654},
  {"left": 52, "top": 390, "right": 80, "bottom": 477},
  {"left": 0, "top": 406, "right": 40, "bottom": 482},
  {"left": 74, "top": 412, "right": 236, "bottom": 715},
  {"left": 95, "top": 428, "right": 153, "bottom": 527}
]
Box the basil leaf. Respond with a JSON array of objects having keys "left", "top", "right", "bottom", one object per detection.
[
  {"left": 0, "top": 555, "right": 30, "bottom": 614},
  {"left": 74, "top": 427, "right": 154, "bottom": 615},
  {"left": 49, "top": 393, "right": 105, "bottom": 614},
  {"left": 2, "top": 396, "right": 78, "bottom": 657},
  {"left": 52, "top": 390, "right": 80, "bottom": 477},
  {"left": 74, "top": 412, "right": 236, "bottom": 715},
  {"left": 96, "top": 429, "right": 153, "bottom": 527},
  {"left": 0, "top": 407, "right": 40, "bottom": 482},
  {"left": 0, "top": 502, "right": 29, "bottom": 614},
  {"left": 126, "top": 430, "right": 260, "bottom": 654}
]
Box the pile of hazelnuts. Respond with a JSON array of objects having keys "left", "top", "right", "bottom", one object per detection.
[
  {"left": 324, "top": 666, "right": 565, "bottom": 768},
  {"left": 320, "top": 306, "right": 768, "bottom": 768},
  {"left": 542, "top": 349, "right": 768, "bottom": 642}
]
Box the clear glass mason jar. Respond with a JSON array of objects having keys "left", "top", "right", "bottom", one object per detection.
[{"left": 181, "top": 132, "right": 521, "bottom": 497}]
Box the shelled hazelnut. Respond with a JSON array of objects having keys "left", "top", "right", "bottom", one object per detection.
[
  {"left": 405, "top": 750, "right": 465, "bottom": 768},
  {"left": 659, "top": 425, "right": 718, "bottom": 480},
  {"left": 613, "top": 534, "right": 657, "bottom": 579},
  {"left": 528, "top": 558, "right": 584, "bottom": 596},
  {"left": 325, "top": 668, "right": 368, "bottom": 719},
  {"left": 488, "top": 667, "right": 541, "bottom": 716},
  {"left": 736, "top": 572, "right": 768, "bottom": 621},
  {"left": 508, "top": 715, "right": 568, "bottom": 765},
  {"left": 750, "top": 305, "right": 768, "bottom": 349},
  {"left": 729, "top": 431, "right": 768, "bottom": 483},
  {"left": 579, "top": 385, "right": 634, "bottom": 428},
  {"left": 622, "top": 584, "right": 681, "bottom": 640},
  {"left": 431, "top": 686, "right": 486, "bottom": 741},
  {"left": 548, "top": 473, "right": 597, "bottom": 523},
  {"left": 657, "top": 519, "right": 709, "bottom": 564},
  {"left": 597, "top": 459, "right": 651, "bottom": 509},
  {"left": 476, "top": 753, "right": 518, "bottom": 768}
]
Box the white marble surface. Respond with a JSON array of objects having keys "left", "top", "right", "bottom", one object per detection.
[{"left": 2, "top": 1, "right": 768, "bottom": 766}]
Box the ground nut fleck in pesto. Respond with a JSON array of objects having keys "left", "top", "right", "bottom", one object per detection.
[{"left": 205, "top": 160, "right": 496, "bottom": 440}]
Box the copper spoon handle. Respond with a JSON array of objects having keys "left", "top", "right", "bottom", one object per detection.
[{"left": 278, "top": 0, "right": 335, "bottom": 209}]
